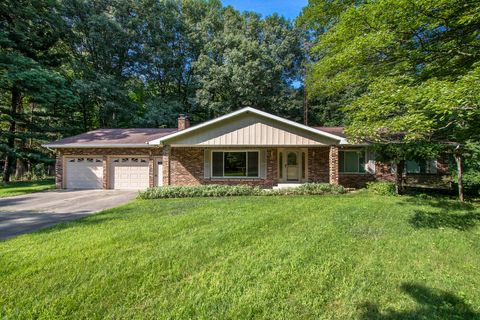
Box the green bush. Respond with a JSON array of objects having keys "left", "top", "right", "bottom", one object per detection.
[
  {"left": 138, "top": 184, "right": 263, "bottom": 199},
  {"left": 138, "top": 183, "right": 346, "bottom": 199},
  {"left": 267, "top": 183, "right": 346, "bottom": 196},
  {"left": 366, "top": 181, "right": 396, "bottom": 196},
  {"left": 460, "top": 171, "right": 480, "bottom": 196}
]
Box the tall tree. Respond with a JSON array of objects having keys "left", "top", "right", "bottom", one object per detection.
[
  {"left": 302, "top": 0, "right": 480, "bottom": 200},
  {"left": 0, "top": 0, "right": 75, "bottom": 182},
  {"left": 195, "top": 9, "right": 305, "bottom": 120}
]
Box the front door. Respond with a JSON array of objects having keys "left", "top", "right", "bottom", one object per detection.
[{"left": 286, "top": 151, "right": 299, "bottom": 181}]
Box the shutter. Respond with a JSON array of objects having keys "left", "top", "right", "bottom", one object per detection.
[
  {"left": 259, "top": 150, "right": 267, "bottom": 179},
  {"left": 204, "top": 149, "right": 211, "bottom": 178},
  {"left": 365, "top": 148, "right": 376, "bottom": 174}
]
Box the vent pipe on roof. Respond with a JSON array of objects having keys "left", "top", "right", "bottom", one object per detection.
[{"left": 177, "top": 114, "right": 190, "bottom": 130}]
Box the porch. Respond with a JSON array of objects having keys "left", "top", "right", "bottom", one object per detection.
[{"left": 161, "top": 146, "right": 341, "bottom": 188}]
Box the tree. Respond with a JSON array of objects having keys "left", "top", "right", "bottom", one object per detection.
[
  {"left": 302, "top": 0, "right": 480, "bottom": 201},
  {"left": 195, "top": 9, "right": 305, "bottom": 119},
  {"left": 0, "top": 0, "right": 76, "bottom": 182}
]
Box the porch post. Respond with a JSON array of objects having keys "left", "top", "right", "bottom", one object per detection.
[
  {"left": 329, "top": 145, "right": 339, "bottom": 185},
  {"left": 162, "top": 145, "right": 171, "bottom": 185}
]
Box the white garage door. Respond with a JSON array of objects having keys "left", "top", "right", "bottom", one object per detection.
[
  {"left": 110, "top": 157, "right": 149, "bottom": 190},
  {"left": 66, "top": 157, "right": 103, "bottom": 189}
]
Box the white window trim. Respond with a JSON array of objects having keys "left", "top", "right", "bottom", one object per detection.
[
  {"left": 339, "top": 149, "right": 367, "bottom": 174},
  {"left": 210, "top": 150, "right": 260, "bottom": 179}
]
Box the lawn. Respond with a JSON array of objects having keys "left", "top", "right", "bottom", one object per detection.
[
  {"left": 0, "top": 178, "right": 55, "bottom": 198},
  {"left": 1, "top": 193, "right": 479, "bottom": 319}
]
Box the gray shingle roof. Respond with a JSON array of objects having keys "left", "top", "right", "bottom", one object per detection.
[{"left": 44, "top": 128, "right": 177, "bottom": 147}]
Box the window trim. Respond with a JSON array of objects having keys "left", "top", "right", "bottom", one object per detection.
[
  {"left": 210, "top": 150, "right": 261, "bottom": 179},
  {"left": 339, "top": 149, "right": 366, "bottom": 174}
]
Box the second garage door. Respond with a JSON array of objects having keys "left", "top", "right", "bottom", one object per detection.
[{"left": 110, "top": 157, "right": 149, "bottom": 190}]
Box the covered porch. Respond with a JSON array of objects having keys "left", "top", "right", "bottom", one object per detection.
[{"left": 160, "top": 146, "right": 340, "bottom": 188}]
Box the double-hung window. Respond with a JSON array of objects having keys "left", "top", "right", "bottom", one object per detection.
[
  {"left": 339, "top": 150, "right": 365, "bottom": 173},
  {"left": 212, "top": 151, "right": 259, "bottom": 178}
]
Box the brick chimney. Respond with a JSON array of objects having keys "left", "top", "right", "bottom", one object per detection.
[{"left": 177, "top": 114, "right": 190, "bottom": 130}]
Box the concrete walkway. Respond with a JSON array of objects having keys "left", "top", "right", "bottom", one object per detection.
[{"left": 0, "top": 190, "right": 137, "bottom": 240}]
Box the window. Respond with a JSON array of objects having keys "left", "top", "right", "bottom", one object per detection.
[
  {"left": 406, "top": 160, "right": 437, "bottom": 174},
  {"left": 339, "top": 150, "right": 365, "bottom": 173},
  {"left": 212, "top": 151, "right": 259, "bottom": 178}
]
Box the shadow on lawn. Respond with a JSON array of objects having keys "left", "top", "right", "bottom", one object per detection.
[
  {"left": 403, "top": 197, "right": 480, "bottom": 231},
  {"left": 360, "top": 283, "right": 479, "bottom": 320}
]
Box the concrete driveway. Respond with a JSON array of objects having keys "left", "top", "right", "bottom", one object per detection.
[{"left": 0, "top": 190, "right": 137, "bottom": 240}]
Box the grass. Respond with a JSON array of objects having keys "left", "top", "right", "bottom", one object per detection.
[
  {"left": 0, "top": 178, "right": 55, "bottom": 198},
  {"left": 1, "top": 193, "right": 479, "bottom": 319}
]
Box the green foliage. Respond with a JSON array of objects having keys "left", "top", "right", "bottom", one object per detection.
[
  {"left": 373, "top": 142, "right": 443, "bottom": 164},
  {"left": 138, "top": 183, "right": 345, "bottom": 199},
  {"left": 1, "top": 0, "right": 307, "bottom": 181},
  {"left": 139, "top": 184, "right": 263, "bottom": 199},
  {"left": 0, "top": 178, "right": 54, "bottom": 198},
  {"left": 1, "top": 0, "right": 77, "bottom": 182},
  {"left": 366, "top": 181, "right": 396, "bottom": 196},
  {"left": 302, "top": 0, "right": 480, "bottom": 144},
  {"left": 268, "top": 183, "right": 345, "bottom": 195}
]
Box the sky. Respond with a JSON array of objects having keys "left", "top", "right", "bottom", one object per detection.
[{"left": 221, "top": 0, "right": 308, "bottom": 20}]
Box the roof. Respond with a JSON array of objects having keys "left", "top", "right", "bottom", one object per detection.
[
  {"left": 43, "top": 108, "right": 348, "bottom": 148},
  {"left": 313, "top": 127, "right": 345, "bottom": 138},
  {"left": 43, "top": 128, "right": 177, "bottom": 148},
  {"left": 148, "top": 107, "right": 347, "bottom": 145}
]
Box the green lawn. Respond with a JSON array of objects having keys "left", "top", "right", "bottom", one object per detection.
[
  {"left": 0, "top": 178, "right": 55, "bottom": 198},
  {"left": 1, "top": 193, "right": 479, "bottom": 319}
]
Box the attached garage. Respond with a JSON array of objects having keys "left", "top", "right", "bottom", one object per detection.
[
  {"left": 110, "top": 157, "right": 149, "bottom": 190},
  {"left": 65, "top": 157, "right": 103, "bottom": 189}
]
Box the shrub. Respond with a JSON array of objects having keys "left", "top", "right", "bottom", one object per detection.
[
  {"left": 366, "top": 181, "right": 396, "bottom": 196},
  {"left": 267, "top": 183, "right": 346, "bottom": 196},
  {"left": 138, "top": 183, "right": 346, "bottom": 199},
  {"left": 138, "top": 184, "right": 263, "bottom": 199}
]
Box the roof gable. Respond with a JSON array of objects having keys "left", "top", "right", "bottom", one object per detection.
[{"left": 149, "top": 107, "right": 346, "bottom": 145}]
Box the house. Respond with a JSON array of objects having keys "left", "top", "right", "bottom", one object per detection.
[{"left": 43, "top": 107, "right": 449, "bottom": 190}]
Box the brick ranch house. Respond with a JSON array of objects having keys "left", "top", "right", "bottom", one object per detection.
[{"left": 43, "top": 107, "right": 449, "bottom": 190}]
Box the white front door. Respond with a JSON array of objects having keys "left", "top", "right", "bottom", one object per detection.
[
  {"left": 157, "top": 159, "right": 163, "bottom": 186},
  {"left": 110, "top": 157, "right": 149, "bottom": 190},
  {"left": 286, "top": 151, "right": 299, "bottom": 181},
  {"left": 65, "top": 157, "right": 103, "bottom": 189}
]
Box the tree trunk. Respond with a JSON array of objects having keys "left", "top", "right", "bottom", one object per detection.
[
  {"left": 2, "top": 85, "right": 21, "bottom": 183},
  {"left": 395, "top": 160, "right": 405, "bottom": 195},
  {"left": 454, "top": 150, "right": 464, "bottom": 203},
  {"left": 15, "top": 159, "right": 26, "bottom": 180}
]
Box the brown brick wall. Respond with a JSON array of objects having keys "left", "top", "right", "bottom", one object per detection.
[
  {"left": 307, "top": 147, "right": 329, "bottom": 183},
  {"left": 55, "top": 151, "right": 63, "bottom": 188},
  {"left": 329, "top": 146, "right": 339, "bottom": 185},
  {"left": 170, "top": 147, "right": 204, "bottom": 185},
  {"left": 339, "top": 174, "right": 376, "bottom": 188},
  {"left": 54, "top": 146, "right": 450, "bottom": 190},
  {"left": 168, "top": 147, "right": 279, "bottom": 187}
]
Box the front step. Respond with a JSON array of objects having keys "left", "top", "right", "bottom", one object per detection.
[{"left": 273, "top": 183, "right": 303, "bottom": 190}]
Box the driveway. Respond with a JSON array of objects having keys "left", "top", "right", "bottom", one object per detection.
[{"left": 0, "top": 190, "right": 137, "bottom": 240}]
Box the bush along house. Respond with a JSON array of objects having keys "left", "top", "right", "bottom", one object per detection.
[{"left": 43, "top": 107, "right": 450, "bottom": 190}]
